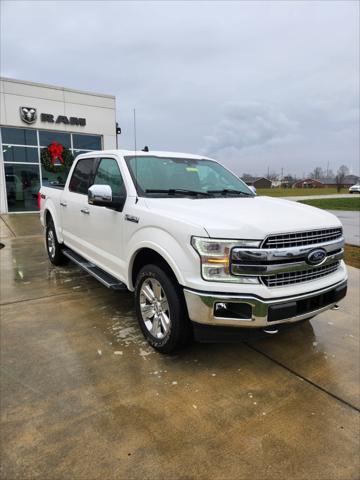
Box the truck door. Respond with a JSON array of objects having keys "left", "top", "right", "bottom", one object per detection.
[
  {"left": 83, "top": 157, "right": 127, "bottom": 280},
  {"left": 60, "top": 157, "right": 96, "bottom": 257}
]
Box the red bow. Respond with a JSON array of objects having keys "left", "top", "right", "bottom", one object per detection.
[{"left": 48, "top": 142, "right": 64, "bottom": 165}]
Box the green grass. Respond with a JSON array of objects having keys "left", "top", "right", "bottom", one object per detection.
[
  {"left": 257, "top": 188, "right": 338, "bottom": 197},
  {"left": 299, "top": 197, "right": 360, "bottom": 211},
  {"left": 344, "top": 244, "right": 360, "bottom": 269}
]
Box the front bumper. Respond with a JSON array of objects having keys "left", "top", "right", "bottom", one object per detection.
[{"left": 184, "top": 279, "right": 347, "bottom": 329}]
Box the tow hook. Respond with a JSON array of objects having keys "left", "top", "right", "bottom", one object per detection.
[
  {"left": 331, "top": 304, "right": 340, "bottom": 310},
  {"left": 263, "top": 327, "right": 279, "bottom": 335}
]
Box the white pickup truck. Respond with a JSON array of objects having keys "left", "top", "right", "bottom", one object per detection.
[{"left": 40, "top": 150, "right": 347, "bottom": 352}]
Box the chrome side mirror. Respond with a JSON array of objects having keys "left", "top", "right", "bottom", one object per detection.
[
  {"left": 248, "top": 186, "right": 257, "bottom": 195},
  {"left": 88, "top": 184, "right": 113, "bottom": 206}
]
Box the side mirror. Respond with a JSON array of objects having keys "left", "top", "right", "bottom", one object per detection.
[
  {"left": 88, "top": 184, "right": 113, "bottom": 207},
  {"left": 249, "top": 186, "right": 257, "bottom": 195},
  {"left": 88, "top": 184, "right": 126, "bottom": 211}
]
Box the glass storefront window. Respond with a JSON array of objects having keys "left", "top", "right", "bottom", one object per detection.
[
  {"left": 73, "top": 134, "right": 101, "bottom": 150},
  {"left": 1, "top": 127, "right": 37, "bottom": 146},
  {"left": 1, "top": 126, "right": 104, "bottom": 212},
  {"left": 73, "top": 149, "right": 90, "bottom": 158},
  {"left": 5, "top": 164, "right": 40, "bottom": 212},
  {"left": 39, "top": 131, "right": 71, "bottom": 148},
  {"left": 3, "top": 145, "right": 39, "bottom": 163},
  {"left": 41, "top": 166, "right": 70, "bottom": 187}
]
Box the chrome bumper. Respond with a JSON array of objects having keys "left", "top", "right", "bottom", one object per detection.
[{"left": 183, "top": 279, "right": 347, "bottom": 328}]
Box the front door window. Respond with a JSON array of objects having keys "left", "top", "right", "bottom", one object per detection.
[{"left": 92, "top": 158, "right": 126, "bottom": 197}]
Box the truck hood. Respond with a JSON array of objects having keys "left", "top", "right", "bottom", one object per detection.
[{"left": 144, "top": 196, "right": 342, "bottom": 239}]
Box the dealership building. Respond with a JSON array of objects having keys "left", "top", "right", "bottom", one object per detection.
[{"left": 0, "top": 77, "right": 117, "bottom": 213}]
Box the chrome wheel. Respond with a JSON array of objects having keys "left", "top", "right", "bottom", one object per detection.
[
  {"left": 47, "top": 229, "right": 56, "bottom": 259},
  {"left": 139, "top": 278, "right": 171, "bottom": 339}
]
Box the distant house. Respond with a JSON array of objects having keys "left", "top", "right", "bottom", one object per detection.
[
  {"left": 241, "top": 177, "right": 272, "bottom": 189},
  {"left": 293, "top": 175, "right": 359, "bottom": 188},
  {"left": 344, "top": 175, "right": 360, "bottom": 186},
  {"left": 293, "top": 178, "right": 330, "bottom": 188},
  {"left": 281, "top": 176, "right": 297, "bottom": 189},
  {"left": 271, "top": 180, "right": 282, "bottom": 188}
]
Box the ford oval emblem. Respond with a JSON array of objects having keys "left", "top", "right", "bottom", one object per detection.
[{"left": 307, "top": 248, "right": 327, "bottom": 265}]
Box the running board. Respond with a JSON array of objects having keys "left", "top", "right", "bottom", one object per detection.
[{"left": 62, "top": 248, "right": 127, "bottom": 290}]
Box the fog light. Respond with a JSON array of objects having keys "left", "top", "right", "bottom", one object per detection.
[{"left": 214, "top": 302, "right": 252, "bottom": 320}]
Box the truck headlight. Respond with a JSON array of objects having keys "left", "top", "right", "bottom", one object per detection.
[{"left": 191, "top": 237, "right": 261, "bottom": 283}]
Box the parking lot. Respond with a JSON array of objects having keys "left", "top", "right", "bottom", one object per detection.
[{"left": 1, "top": 214, "right": 359, "bottom": 480}]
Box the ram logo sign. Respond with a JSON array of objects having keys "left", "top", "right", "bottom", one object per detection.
[{"left": 20, "top": 107, "right": 37, "bottom": 124}]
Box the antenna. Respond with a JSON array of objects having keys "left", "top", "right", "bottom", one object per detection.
[
  {"left": 133, "top": 108, "right": 139, "bottom": 203},
  {"left": 133, "top": 108, "right": 137, "bottom": 153}
]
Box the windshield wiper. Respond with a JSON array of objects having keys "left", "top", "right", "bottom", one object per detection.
[
  {"left": 145, "top": 189, "right": 212, "bottom": 197},
  {"left": 207, "top": 189, "right": 253, "bottom": 196}
]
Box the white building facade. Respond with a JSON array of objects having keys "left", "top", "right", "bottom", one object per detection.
[{"left": 0, "top": 78, "right": 117, "bottom": 213}]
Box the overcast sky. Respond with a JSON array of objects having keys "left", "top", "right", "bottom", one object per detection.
[{"left": 1, "top": 0, "right": 359, "bottom": 177}]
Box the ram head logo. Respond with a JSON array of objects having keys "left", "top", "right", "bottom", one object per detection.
[{"left": 20, "top": 107, "right": 37, "bottom": 124}]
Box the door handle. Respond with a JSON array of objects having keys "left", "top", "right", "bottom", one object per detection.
[
  {"left": 60, "top": 201, "right": 67, "bottom": 207},
  {"left": 80, "top": 208, "right": 90, "bottom": 215}
]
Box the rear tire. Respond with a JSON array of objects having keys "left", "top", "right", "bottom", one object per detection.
[
  {"left": 135, "top": 264, "right": 192, "bottom": 353},
  {"left": 46, "top": 220, "right": 67, "bottom": 266}
]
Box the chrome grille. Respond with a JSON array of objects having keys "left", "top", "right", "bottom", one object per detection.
[
  {"left": 262, "top": 228, "right": 342, "bottom": 249},
  {"left": 262, "top": 261, "right": 340, "bottom": 288}
]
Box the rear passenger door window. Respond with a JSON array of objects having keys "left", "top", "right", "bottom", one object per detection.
[
  {"left": 61, "top": 158, "right": 95, "bottom": 252},
  {"left": 69, "top": 158, "right": 94, "bottom": 194},
  {"left": 93, "top": 158, "right": 126, "bottom": 198}
]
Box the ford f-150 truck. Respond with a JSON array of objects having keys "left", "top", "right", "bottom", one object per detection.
[{"left": 40, "top": 150, "right": 347, "bottom": 353}]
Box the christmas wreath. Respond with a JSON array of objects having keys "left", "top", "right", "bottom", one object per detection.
[{"left": 41, "top": 141, "right": 74, "bottom": 173}]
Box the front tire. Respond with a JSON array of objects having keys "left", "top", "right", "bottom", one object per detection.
[
  {"left": 46, "top": 220, "right": 67, "bottom": 266},
  {"left": 135, "top": 264, "right": 192, "bottom": 353}
]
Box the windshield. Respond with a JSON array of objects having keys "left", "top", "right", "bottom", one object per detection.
[{"left": 125, "top": 156, "right": 254, "bottom": 197}]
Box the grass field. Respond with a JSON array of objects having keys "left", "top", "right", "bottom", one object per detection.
[
  {"left": 257, "top": 188, "right": 338, "bottom": 197},
  {"left": 299, "top": 197, "right": 360, "bottom": 211},
  {"left": 344, "top": 244, "right": 360, "bottom": 269}
]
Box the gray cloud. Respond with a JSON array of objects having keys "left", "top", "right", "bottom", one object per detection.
[
  {"left": 202, "top": 102, "right": 300, "bottom": 155},
  {"left": 1, "top": 0, "right": 359, "bottom": 176}
]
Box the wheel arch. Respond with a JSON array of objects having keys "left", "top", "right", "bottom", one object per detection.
[
  {"left": 129, "top": 247, "right": 183, "bottom": 291},
  {"left": 43, "top": 205, "right": 63, "bottom": 243}
]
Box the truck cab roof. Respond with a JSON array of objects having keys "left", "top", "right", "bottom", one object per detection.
[{"left": 77, "top": 149, "right": 214, "bottom": 161}]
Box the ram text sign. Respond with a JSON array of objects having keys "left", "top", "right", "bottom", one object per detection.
[{"left": 20, "top": 107, "right": 86, "bottom": 127}]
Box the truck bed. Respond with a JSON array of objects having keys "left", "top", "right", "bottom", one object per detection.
[{"left": 45, "top": 181, "right": 65, "bottom": 190}]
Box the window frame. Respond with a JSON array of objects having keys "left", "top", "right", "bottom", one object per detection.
[{"left": 92, "top": 156, "right": 127, "bottom": 198}]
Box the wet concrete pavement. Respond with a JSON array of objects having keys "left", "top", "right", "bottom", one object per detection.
[{"left": 1, "top": 214, "right": 359, "bottom": 479}]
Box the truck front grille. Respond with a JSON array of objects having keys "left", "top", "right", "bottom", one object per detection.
[
  {"left": 262, "top": 228, "right": 342, "bottom": 249},
  {"left": 261, "top": 261, "right": 340, "bottom": 288}
]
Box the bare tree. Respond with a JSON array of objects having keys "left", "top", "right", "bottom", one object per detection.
[
  {"left": 267, "top": 171, "right": 279, "bottom": 181},
  {"left": 242, "top": 173, "right": 254, "bottom": 180},
  {"left": 310, "top": 167, "right": 324, "bottom": 179},
  {"left": 335, "top": 165, "right": 349, "bottom": 192},
  {"left": 327, "top": 169, "right": 335, "bottom": 179}
]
